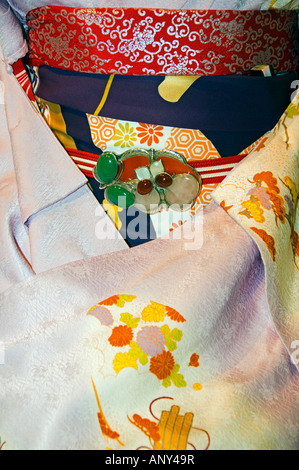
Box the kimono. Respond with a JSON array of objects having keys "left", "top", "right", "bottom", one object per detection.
[{"left": 0, "top": 0, "right": 298, "bottom": 451}]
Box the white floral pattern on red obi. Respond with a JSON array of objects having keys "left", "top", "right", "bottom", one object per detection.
[{"left": 26, "top": 7, "right": 298, "bottom": 75}]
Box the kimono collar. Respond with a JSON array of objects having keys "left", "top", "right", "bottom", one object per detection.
[
  {"left": 0, "top": 47, "right": 88, "bottom": 225},
  {"left": 212, "top": 93, "right": 299, "bottom": 369}
]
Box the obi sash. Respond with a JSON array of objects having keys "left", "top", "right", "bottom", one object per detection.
[{"left": 26, "top": 7, "right": 298, "bottom": 76}]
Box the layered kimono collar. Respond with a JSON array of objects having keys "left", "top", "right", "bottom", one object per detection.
[
  {"left": 212, "top": 93, "right": 299, "bottom": 368},
  {"left": 0, "top": 47, "right": 88, "bottom": 224}
]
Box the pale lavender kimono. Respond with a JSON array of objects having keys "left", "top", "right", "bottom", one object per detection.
[{"left": 0, "top": 0, "right": 298, "bottom": 451}]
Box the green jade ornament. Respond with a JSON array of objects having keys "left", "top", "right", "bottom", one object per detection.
[
  {"left": 96, "top": 153, "right": 119, "bottom": 184},
  {"left": 106, "top": 184, "right": 135, "bottom": 208}
]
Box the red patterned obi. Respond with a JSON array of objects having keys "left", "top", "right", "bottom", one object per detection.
[{"left": 26, "top": 7, "right": 298, "bottom": 76}]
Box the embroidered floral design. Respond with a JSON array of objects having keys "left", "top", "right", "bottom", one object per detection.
[
  {"left": 165, "top": 306, "right": 186, "bottom": 323},
  {"left": 109, "top": 325, "right": 134, "bottom": 347},
  {"left": 136, "top": 326, "right": 166, "bottom": 357},
  {"left": 128, "top": 414, "right": 161, "bottom": 444},
  {"left": 87, "top": 305, "right": 114, "bottom": 326},
  {"left": 291, "top": 231, "right": 299, "bottom": 269},
  {"left": 247, "top": 187, "right": 272, "bottom": 210},
  {"left": 136, "top": 123, "right": 164, "bottom": 146},
  {"left": 113, "top": 352, "right": 138, "bottom": 374},
  {"left": 162, "top": 364, "right": 187, "bottom": 388},
  {"left": 92, "top": 378, "right": 124, "bottom": 447},
  {"left": 120, "top": 313, "right": 140, "bottom": 329},
  {"left": 128, "top": 342, "right": 149, "bottom": 366},
  {"left": 220, "top": 200, "right": 233, "bottom": 213},
  {"left": 160, "top": 325, "right": 183, "bottom": 352},
  {"left": 99, "top": 295, "right": 136, "bottom": 307},
  {"left": 239, "top": 171, "right": 286, "bottom": 225},
  {"left": 239, "top": 171, "right": 298, "bottom": 269},
  {"left": 240, "top": 200, "right": 265, "bottom": 223},
  {"left": 242, "top": 134, "right": 270, "bottom": 155},
  {"left": 280, "top": 176, "right": 299, "bottom": 269},
  {"left": 193, "top": 383, "right": 203, "bottom": 391},
  {"left": 88, "top": 296, "right": 189, "bottom": 388},
  {"left": 112, "top": 123, "right": 137, "bottom": 148},
  {"left": 150, "top": 351, "right": 175, "bottom": 380},
  {"left": 189, "top": 353, "right": 200, "bottom": 368},
  {"left": 285, "top": 100, "right": 299, "bottom": 120},
  {"left": 273, "top": 99, "right": 299, "bottom": 148},
  {"left": 141, "top": 302, "right": 167, "bottom": 323},
  {"left": 250, "top": 227, "right": 277, "bottom": 261}
]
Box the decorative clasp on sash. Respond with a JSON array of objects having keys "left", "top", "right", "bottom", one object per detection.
[{"left": 93, "top": 149, "right": 201, "bottom": 213}]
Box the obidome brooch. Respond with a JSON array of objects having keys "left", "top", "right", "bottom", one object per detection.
[{"left": 93, "top": 149, "right": 202, "bottom": 214}]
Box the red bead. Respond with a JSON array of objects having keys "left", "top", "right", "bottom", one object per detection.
[
  {"left": 155, "top": 173, "right": 172, "bottom": 188},
  {"left": 137, "top": 179, "right": 153, "bottom": 195}
]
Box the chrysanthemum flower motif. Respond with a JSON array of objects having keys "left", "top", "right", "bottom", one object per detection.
[
  {"left": 141, "top": 301, "right": 166, "bottom": 323},
  {"left": 109, "top": 325, "right": 133, "bottom": 347},
  {"left": 149, "top": 351, "right": 175, "bottom": 380},
  {"left": 112, "top": 123, "right": 137, "bottom": 148},
  {"left": 136, "top": 123, "right": 164, "bottom": 146},
  {"left": 87, "top": 305, "right": 114, "bottom": 326},
  {"left": 137, "top": 326, "right": 166, "bottom": 357}
]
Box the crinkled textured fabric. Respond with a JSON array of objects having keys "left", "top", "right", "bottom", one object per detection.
[
  {"left": 0, "top": 1, "right": 27, "bottom": 65},
  {"left": 0, "top": 46, "right": 128, "bottom": 294},
  {"left": 0, "top": 202, "right": 298, "bottom": 450}
]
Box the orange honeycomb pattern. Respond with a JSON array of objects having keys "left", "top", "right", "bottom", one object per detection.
[
  {"left": 87, "top": 115, "right": 118, "bottom": 150},
  {"left": 165, "top": 128, "right": 221, "bottom": 161}
]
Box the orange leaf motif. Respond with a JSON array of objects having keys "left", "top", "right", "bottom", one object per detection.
[
  {"left": 292, "top": 230, "right": 299, "bottom": 257},
  {"left": 165, "top": 306, "right": 186, "bottom": 323},
  {"left": 220, "top": 200, "right": 233, "bottom": 213},
  {"left": 99, "top": 295, "right": 120, "bottom": 306},
  {"left": 98, "top": 413, "right": 121, "bottom": 441},
  {"left": 267, "top": 190, "right": 286, "bottom": 224},
  {"left": 108, "top": 325, "right": 133, "bottom": 347},
  {"left": 250, "top": 227, "right": 276, "bottom": 261},
  {"left": 189, "top": 353, "right": 200, "bottom": 368}
]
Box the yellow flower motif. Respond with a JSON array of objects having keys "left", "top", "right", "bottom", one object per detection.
[
  {"left": 103, "top": 199, "right": 123, "bottom": 231},
  {"left": 112, "top": 122, "right": 137, "bottom": 148},
  {"left": 113, "top": 352, "right": 138, "bottom": 374},
  {"left": 141, "top": 301, "right": 166, "bottom": 323},
  {"left": 240, "top": 199, "right": 265, "bottom": 223}
]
